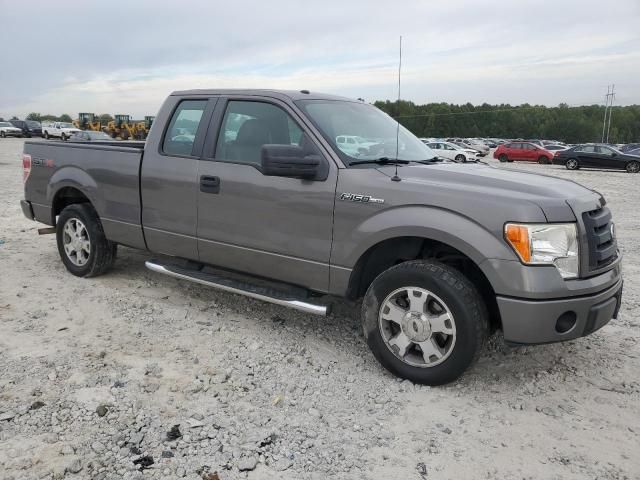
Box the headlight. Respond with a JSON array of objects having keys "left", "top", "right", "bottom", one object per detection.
[{"left": 505, "top": 223, "right": 579, "bottom": 279}]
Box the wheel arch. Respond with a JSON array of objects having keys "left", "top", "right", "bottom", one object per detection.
[
  {"left": 345, "top": 235, "right": 502, "bottom": 333},
  {"left": 51, "top": 185, "right": 94, "bottom": 225}
]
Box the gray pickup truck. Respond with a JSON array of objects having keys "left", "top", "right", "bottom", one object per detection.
[{"left": 20, "top": 89, "right": 623, "bottom": 385}]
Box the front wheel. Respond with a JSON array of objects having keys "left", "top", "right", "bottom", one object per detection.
[
  {"left": 61, "top": 133, "right": 67, "bottom": 141},
  {"left": 56, "top": 204, "right": 117, "bottom": 277},
  {"left": 566, "top": 158, "right": 579, "bottom": 170},
  {"left": 498, "top": 154, "right": 508, "bottom": 163},
  {"left": 44, "top": 131, "right": 49, "bottom": 139},
  {"left": 626, "top": 161, "right": 639, "bottom": 173},
  {"left": 0, "top": 131, "right": 5, "bottom": 138},
  {"left": 455, "top": 154, "right": 466, "bottom": 163},
  {"left": 361, "top": 260, "right": 488, "bottom": 385},
  {"left": 538, "top": 156, "right": 550, "bottom": 164}
]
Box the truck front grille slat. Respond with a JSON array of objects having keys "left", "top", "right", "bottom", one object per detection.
[{"left": 582, "top": 206, "right": 617, "bottom": 272}]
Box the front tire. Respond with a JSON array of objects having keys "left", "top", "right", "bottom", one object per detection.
[
  {"left": 498, "top": 154, "right": 508, "bottom": 163},
  {"left": 61, "top": 133, "right": 67, "bottom": 141},
  {"left": 0, "top": 131, "right": 5, "bottom": 138},
  {"left": 626, "top": 161, "right": 639, "bottom": 173},
  {"left": 56, "top": 204, "right": 117, "bottom": 277},
  {"left": 361, "top": 260, "right": 488, "bottom": 385},
  {"left": 538, "top": 156, "right": 549, "bottom": 164},
  {"left": 44, "top": 131, "right": 49, "bottom": 139},
  {"left": 455, "top": 154, "right": 466, "bottom": 163},
  {"left": 566, "top": 158, "right": 579, "bottom": 170}
]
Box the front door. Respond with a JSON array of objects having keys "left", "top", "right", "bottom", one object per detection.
[{"left": 196, "top": 97, "right": 338, "bottom": 292}]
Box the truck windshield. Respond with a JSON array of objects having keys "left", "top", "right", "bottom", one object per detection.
[
  {"left": 295, "top": 100, "right": 437, "bottom": 166},
  {"left": 59, "top": 123, "right": 74, "bottom": 128}
]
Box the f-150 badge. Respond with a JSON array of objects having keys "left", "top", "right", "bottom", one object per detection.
[{"left": 339, "top": 193, "right": 385, "bottom": 204}]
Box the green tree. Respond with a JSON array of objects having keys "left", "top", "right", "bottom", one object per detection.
[
  {"left": 26, "top": 113, "right": 41, "bottom": 122},
  {"left": 98, "top": 113, "right": 114, "bottom": 124},
  {"left": 59, "top": 114, "right": 73, "bottom": 123}
]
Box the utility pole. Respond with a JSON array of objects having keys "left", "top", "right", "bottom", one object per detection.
[
  {"left": 601, "top": 85, "right": 611, "bottom": 143},
  {"left": 606, "top": 84, "right": 615, "bottom": 144}
]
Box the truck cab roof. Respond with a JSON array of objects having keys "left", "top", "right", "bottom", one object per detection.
[{"left": 169, "top": 89, "right": 355, "bottom": 102}]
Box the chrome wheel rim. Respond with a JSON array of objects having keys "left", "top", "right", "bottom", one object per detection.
[
  {"left": 628, "top": 162, "right": 639, "bottom": 173},
  {"left": 62, "top": 218, "right": 90, "bottom": 266},
  {"left": 378, "top": 287, "right": 456, "bottom": 368},
  {"left": 567, "top": 159, "right": 577, "bottom": 169}
]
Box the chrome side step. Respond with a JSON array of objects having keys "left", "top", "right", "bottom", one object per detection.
[{"left": 145, "top": 259, "right": 328, "bottom": 316}]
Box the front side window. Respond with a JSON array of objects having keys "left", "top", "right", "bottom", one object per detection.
[
  {"left": 163, "top": 100, "right": 207, "bottom": 156},
  {"left": 215, "top": 101, "right": 304, "bottom": 166},
  {"left": 296, "top": 99, "right": 437, "bottom": 166}
]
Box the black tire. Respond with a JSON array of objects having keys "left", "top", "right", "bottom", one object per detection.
[
  {"left": 537, "top": 156, "right": 549, "bottom": 164},
  {"left": 361, "top": 260, "right": 488, "bottom": 385},
  {"left": 455, "top": 154, "right": 466, "bottom": 163},
  {"left": 56, "top": 204, "right": 117, "bottom": 278},
  {"left": 44, "top": 131, "right": 49, "bottom": 140},
  {"left": 61, "top": 133, "right": 67, "bottom": 141},
  {"left": 498, "top": 154, "right": 508, "bottom": 163},
  {"left": 626, "top": 161, "right": 639, "bottom": 173},
  {"left": 0, "top": 131, "right": 5, "bottom": 138},
  {"left": 566, "top": 158, "right": 579, "bottom": 170}
]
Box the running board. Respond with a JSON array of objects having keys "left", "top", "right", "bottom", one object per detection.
[{"left": 145, "top": 259, "right": 328, "bottom": 316}]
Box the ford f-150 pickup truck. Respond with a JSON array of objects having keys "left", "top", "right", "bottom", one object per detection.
[{"left": 20, "top": 89, "right": 623, "bottom": 385}]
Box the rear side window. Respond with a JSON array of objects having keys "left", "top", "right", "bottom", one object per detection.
[{"left": 163, "top": 100, "right": 207, "bottom": 156}]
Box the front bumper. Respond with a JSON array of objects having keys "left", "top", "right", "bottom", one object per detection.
[
  {"left": 2, "top": 131, "right": 23, "bottom": 137},
  {"left": 498, "top": 278, "right": 623, "bottom": 345}
]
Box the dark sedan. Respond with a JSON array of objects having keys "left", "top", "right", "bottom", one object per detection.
[
  {"left": 552, "top": 144, "right": 640, "bottom": 173},
  {"left": 9, "top": 120, "right": 42, "bottom": 137}
]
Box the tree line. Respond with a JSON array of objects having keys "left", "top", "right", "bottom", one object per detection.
[{"left": 373, "top": 100, "right": 640, "bottom": 144}]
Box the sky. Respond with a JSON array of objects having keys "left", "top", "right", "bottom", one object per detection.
[{"left": 0, "top": 0, "right": 639, "bottom": 119}]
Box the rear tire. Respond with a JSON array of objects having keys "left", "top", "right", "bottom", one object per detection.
[
  {"left": 361, "top": 260, "right": 488, "bottom": 385},
  {"left": 61, "top": 133, "right": 67, "bottom": 141},
  {"left": 566, "top": 158, "right": 579, "bottom": 170},
  {"left": 0, "top": 131, "right": 5, "bottom": 138},
  {"left": 56, "top": 204, "right": 117, "bottom": 278},
  {"left": 626, "top": 161, "right": 639, "bottom": 173},
  {"left": 44, "top": 131, "right": 49, "bottom": 139},
  {"left": 537, "top": 156, "right": 549, "bottom": 164},
  {"left": 498, "top": 154, "right": 508, "bottom": 163}
]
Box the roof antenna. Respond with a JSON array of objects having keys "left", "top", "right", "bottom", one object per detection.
[{"left": 391, "top": 35, "right": 402, "bottom": 182}]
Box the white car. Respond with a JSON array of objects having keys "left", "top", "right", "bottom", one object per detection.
[
  {"left": 335, "top": 135, "right": 378, "bottom": 156},
  {"left": 427, "top": 141, "right": 480, "bottom": 162},
  {"left": 0, "top": 121, "right": 23, "bottom": 138},
  {"left": 41, "top": 122, "right": 81, "bottom": 140}
]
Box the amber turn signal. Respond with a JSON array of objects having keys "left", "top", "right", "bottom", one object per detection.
[{"left": 505, "top": 224, "right": 531, "bottom": 262}]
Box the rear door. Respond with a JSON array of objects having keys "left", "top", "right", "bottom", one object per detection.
[
  {"left": 195, "top": 96, "right": 338, "bottom": 292},
  {"left": 575, "top": 145, "right": 598, "bottom": 167},
  {"left": 508, "top": 142, "right": 523, "bottom": 160},
  {"left": 141, "top": 97, "right": 216, "bottom": 259}
]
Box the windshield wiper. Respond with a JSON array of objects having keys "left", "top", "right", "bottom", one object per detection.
[{"left": 349, "top": 157, "right": 411, "bottom": 166}]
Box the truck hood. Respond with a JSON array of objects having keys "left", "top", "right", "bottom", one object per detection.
[{"left": 376, "top": 162, "right": 602, "bottom": 222}]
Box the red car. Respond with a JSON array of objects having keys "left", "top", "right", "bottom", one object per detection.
[{"left": 493, "top": 141, "right": 554, "bottom": 164}]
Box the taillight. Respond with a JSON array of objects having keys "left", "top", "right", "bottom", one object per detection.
[
  {"left": 22, "top": 153, "right": 31, "bottom": 184},
  {"left": 554, "top": 151, "right": 561, "bottom": 157}
]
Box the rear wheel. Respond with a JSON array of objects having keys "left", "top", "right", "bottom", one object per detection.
[
  {"left": 627, "top": 161, "right": 640, "bottom": 173},
  {"left": 0, "top": 131, "right": 5, "bottom": 138},
  {"left": 498, "top": 154, "right": 508, "bottom": 163},
  {"left": 455, "top": 154, "right": 466, "bottom": 163},
  {"left": 56, "top": 204, "right": 117, "bottom": 277},
  {"left": 61, "top": 133, "right": 67, "bottom": 141},
  {"left": 44, "top": 131, "right": 49, "bottom": 139},
  {"left": 361, "top": 260, "right": 488, "bottom": 385},
  {"left": 538, "top": 156, "right": 549, "bottom": 164},
  {"left": 566, "top": 158, "right": 579, "bottom": 170}
]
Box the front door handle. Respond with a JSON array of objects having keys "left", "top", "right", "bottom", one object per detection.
[{"left": 200, "top": 175, "right": 220, "bottom": 194}]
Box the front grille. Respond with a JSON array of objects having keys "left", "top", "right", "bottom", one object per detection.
[{"left": 582, "top": 207, "right": 617, "bottom": 271}]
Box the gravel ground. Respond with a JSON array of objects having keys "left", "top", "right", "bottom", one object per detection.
[{"left": 1, "top": 138, "right": 639, "bottom": 480}]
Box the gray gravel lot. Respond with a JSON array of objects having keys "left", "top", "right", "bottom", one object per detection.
[{"left": 0, "top": 137, "right": 639, "bottom": 480}]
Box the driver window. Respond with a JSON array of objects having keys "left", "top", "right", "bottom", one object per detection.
[
  {"left": 215, "top": 100, "right": 305, "bottom": 166},
  {"left": 163, "top": 100, "right": 207, "bottom": 156}
]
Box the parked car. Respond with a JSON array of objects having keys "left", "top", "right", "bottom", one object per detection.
[
  {"left": 552, "top": 144, "right": 640, "bottom": 173},
  {"left": 426, "top": 141, "right": 479, "bottom": 162},
  {"left": 544, "top": 144, "right": 569, "bottom": 152},
  {"left": 626, "top": 148, "right": 640, "bottom": 157},
  {"left": 21, "top": 89, "right": 623, "bottom": 385},
  {"left": 335, "top": 135, "right": 377, "bottom": 156},
  {"left": 41, "top": 122, "right": 81, "bottom": 140},
  {"left": 69, "top": 131, "right": 116, "bottom": 142},
  {"left": 462, "top": 139, "right": 490, "bottom": 156},
  {"left": 620, "top": 143, "right": 640, "bottom": 153},
  {"left": 493, "top": 141, "right": 554, "bottom": 164},
  {"left": 9, "top": 120, "right": 42, "bottom": 137},
  {"left": 0, "top": 121, "right": 23, "bottom": 137}
]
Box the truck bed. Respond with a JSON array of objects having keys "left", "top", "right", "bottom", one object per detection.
[{"left": 23, "top": 140, "right": 147, "bottom": 250}]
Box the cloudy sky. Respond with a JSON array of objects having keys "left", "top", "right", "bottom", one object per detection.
[{"left": 0, "top": 0, "right": 638, "bottom": 119}]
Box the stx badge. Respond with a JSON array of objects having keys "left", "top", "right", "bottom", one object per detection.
[{"left": 339, "top": 193, "right": 385, "bottom": 204}]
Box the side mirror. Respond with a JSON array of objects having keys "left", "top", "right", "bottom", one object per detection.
[
  {"left": 611, "top": 152, "right": 617, "bottom": 157},
  {"left": 261, "top": 144, "right": 321, "bottom": 180}
]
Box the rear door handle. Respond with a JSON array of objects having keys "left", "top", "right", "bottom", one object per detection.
[{"left": 200, "top": 175, "right": 220, "bottom": 194}]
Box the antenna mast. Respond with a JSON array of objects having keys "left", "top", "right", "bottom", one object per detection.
[{"left": 391, "top": 35, "right": 402, "bottom": 182}]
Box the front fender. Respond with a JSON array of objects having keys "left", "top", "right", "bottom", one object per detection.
[{"left": 332, "top": 205, "right": 517, "bottom": 269}]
